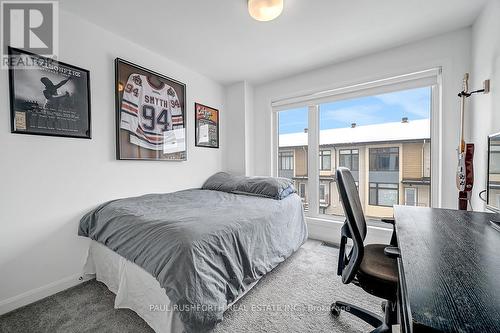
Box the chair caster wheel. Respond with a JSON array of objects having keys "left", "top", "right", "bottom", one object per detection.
[{"left": 330, "top": 303, "right": 340, "bottom": 317}]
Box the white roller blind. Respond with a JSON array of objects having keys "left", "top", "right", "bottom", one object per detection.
[{"left": 271, "top": 68, "right": 441, "bottom": 111}]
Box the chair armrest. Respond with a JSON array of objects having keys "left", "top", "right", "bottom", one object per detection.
[
  {"left": 384, "top": 246, "right": 401, "bottom": 259},
  {"left": 381, "top": 218, "right": 395, "bottom": 225},
  {"left": 337, "top": 223, "right": 350, "bottom": 276},
  {"left": 381, "top": 218, "right": 398, "bottom": 246}
]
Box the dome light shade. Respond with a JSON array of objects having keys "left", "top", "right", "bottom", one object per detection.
[{"left": 248, "top": 0, "right": 283, "bottom": 22}]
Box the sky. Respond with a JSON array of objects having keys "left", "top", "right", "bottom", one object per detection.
[{"left": 278, "top": 86, "right": 431, "bottom": 134}]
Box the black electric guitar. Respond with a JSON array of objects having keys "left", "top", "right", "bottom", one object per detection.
[{"left": 456, "top": 73, "right": 474, "bottom": 210}]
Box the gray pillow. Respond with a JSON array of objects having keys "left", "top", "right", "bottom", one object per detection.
[{"left": 202, "top": 172, "right": 296, "bottom": 200}]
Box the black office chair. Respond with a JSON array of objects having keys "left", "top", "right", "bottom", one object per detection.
[{"left": 331, "top": 167, "right": 399, "bottom": 333}]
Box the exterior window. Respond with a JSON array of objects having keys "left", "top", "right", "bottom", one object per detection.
[
  {"left": 490, "top": 150, "right": 500, "bottom": 174},
  {"left": 404, "top": 187, "right": 417, "bottom": 206},
  {"left": 319, "top": 183, "right": 329, "bottom": 203},
  {"left": 369, "top": 147, "right": 399, "bottom": 171},
  {"left": 299, "top": 183, "right": 306, "bottom": 199},
  {"left": 278, "top": 86, "right": 432, "bottom": 223},
  {"left": 319, "top": 150, "right": 331, "bottom": 171},
  {"left": 369, "top": 183, "right": 399, "bottom": 207},
  {"left": 339, "top": 149, "right": 359, "bottom": 171},
  {"left": 279, "top": 151, "right": 294, "bottom": 170}
]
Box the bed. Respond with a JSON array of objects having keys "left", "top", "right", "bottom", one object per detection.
[{"left": 79, "top": 173, "right": 307, "bottom": 333}]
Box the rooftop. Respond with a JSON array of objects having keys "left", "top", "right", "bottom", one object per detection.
[{"left": 279, "top": 118, "right": 430, "bottom": 147}]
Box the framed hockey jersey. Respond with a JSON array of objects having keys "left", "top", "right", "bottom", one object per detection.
[{"left": 115, "top": 58, "right": 186, "bottom": 161}]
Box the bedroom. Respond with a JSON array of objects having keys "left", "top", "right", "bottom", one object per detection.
[{"left": 1, "top": 0, "right": 500, "bottom": 332}]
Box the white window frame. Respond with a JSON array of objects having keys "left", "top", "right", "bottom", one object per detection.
[{"left": 271, "top": 68, "right": 442, "bottom": 220}]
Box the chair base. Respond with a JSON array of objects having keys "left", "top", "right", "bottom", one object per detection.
[{"left": 331, "top": 300, "right": 395, "bottom": 333}]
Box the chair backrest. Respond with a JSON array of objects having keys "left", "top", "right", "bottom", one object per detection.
[{"left": 336, "top": 167, "right": 367, "bottom": 284}]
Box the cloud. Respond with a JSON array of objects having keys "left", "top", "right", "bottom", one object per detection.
[
  {"left": 321, "top": 104, "right": 384, "bottom": 125},
  {"left": 375, "top": 88, "right": 430, "bottom": 118}
]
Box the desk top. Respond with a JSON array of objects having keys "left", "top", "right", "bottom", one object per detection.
[{"left": 394, "top": 206, "right": 500, "bottom": 333}]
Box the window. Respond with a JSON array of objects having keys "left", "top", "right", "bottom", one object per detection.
[
  {"left": 319, "top": 182, "right": 330, "bottom": 204},
  {"left": 278, "top": 107, "right": 308, "bottom": 210},
  {"left": 490, "top": 145, "right": 500, "bottom": 174},
  {"left": 404, "top": 187, "right": 417, "bottom": 206},
  {"left": 369, "top": 183, "right": 399, "bottom": 207},
  {"left": 319, "top": 150, "right": 331, "bottom": 171},
  {"left": 370, "top": 147, "right": 399, "bottom": 171},
  {"left": 299, "top": 183, "right": 306, "bottom": 199},
  {"left": 276, "top": 80, "right": 434, "bottom": 224},
  {"left": 279, "top": 151, "right": 294, "bottom": 170},
  {"left": 319, "top": 184, "right": 326, "bottom": 202},
  {"left": 339, "top": 149, "right": 359, "bottom": 171}
]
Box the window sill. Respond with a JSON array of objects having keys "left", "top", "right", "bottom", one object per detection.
[{"left": 306, "top": 215, "right": 393, "bottom": 231}]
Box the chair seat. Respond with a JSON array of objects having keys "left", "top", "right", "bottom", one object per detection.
[{"left": 357, "top": 244, "right": 398, "bottom": 301}]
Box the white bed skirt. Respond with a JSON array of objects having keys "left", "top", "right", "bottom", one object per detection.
[
  {"left": 83, "top": 240, "right": 260, "bottom": 333},
  {"left": 83, "top": 241, "right": 185, "bottom": 333}
]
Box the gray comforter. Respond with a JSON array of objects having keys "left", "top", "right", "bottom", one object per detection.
[{"left": 79, "top": 189, "right": 307, "bottom": 332}]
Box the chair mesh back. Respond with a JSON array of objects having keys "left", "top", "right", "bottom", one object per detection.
[
  {"left": 336, "top": 168, "right": 367, "bottom": 240},
  {"left": 336, "top": 167, "right": 367, "bottom": 283}
]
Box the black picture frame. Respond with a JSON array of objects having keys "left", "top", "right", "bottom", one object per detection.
[
  {"left": 8, "top": 47, "right": 91, "bottom": 139},
  {"left": 115, "top": 58, "right": 187, "bottom": 161},
  {"left": 195, "top": 103, "right": 219, "bottom": 149}
]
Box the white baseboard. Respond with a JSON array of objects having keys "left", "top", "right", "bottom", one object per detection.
[
  {"left": 306, "top": 217, "right": 392, "bottom": 245},
  {"left": 0, "top": 273, "right": 91, "bottom": 316}
]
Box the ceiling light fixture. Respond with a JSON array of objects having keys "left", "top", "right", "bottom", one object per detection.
[{"left": 248, "top": 0, "right": 283, "bottom": 22}]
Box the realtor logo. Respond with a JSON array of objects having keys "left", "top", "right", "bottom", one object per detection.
[{"left": 1, "top": 1, "right": 58, "bottom": 68}]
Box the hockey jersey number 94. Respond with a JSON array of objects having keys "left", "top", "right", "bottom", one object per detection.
[{"left": 120, "top": 73, "right": 184, "bottom": 151}]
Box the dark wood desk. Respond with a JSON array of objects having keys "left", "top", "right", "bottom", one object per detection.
[{"left": 393, "top": 206, "right": 500, "bottom": 333}]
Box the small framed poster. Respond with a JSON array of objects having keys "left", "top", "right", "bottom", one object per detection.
[
  {"left": 115, "top": 58, "right": 187, "bottom": 161},
  {"left": 8, "top": 47, "right": 91, "bottom": 139},
  {"left": 195, "top": 103, "right": 219, "bottom": 148}
]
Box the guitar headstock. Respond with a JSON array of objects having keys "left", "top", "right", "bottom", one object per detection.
[{"left": 463, "top": 73, "right": 469, "bottom": 93}]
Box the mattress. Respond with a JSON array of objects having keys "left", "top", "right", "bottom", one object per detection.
[
  {"left": 84, "top": 240, "right": 262, "bottom": 333},
  {"left": 79, "top": 189, "right": 307, "bottom": 331}
]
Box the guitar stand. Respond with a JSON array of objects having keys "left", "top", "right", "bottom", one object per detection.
[{"left": 458, "top": 79, "right": 490, "bottom": 98}]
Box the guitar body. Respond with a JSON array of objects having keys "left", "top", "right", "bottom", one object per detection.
[{"left": 458, "top": 143, "right": 474, "bottom": 210}]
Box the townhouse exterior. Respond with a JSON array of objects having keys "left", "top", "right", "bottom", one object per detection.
[{"left": 278, "top": 118, "right": 431, "bottom": 219}]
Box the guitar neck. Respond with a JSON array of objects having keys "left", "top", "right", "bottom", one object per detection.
[
  {"left": 459, "top": 73, "right": 469, "bottom": 152},
  {"left": 459, "top": 95, "right": 466, "bottom": 152}
]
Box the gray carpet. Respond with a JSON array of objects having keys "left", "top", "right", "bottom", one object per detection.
[{"left": 0, "top": 241, "right": 382, "bottom": 333}]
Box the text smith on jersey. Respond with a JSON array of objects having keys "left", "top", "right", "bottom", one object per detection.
[{"left": 120, "top": 74, "right": 184, "bottom": 151}]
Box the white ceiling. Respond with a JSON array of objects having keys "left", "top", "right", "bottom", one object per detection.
[{"left": 60, "top": 0, "right": 487, "bottom": 85}]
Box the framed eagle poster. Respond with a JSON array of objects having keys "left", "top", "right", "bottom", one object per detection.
[
  {"left": 8, "top": 47, "right": 91, "bottom": 139},
  {"left": 115, "top": 58, "right": 186, "bottom": 161},
  {"left": 195, "top": 103, "right": 219, "bottom": 148}
]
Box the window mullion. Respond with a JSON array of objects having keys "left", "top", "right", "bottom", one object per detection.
[{"left": 307, "top": 105, "right": 320, "bottom": 217}]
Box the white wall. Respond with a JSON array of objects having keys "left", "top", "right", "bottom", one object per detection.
[
  {"left": 251, "top": 28, "right": 472, "bottom": 209},
  {"left": 224, "top": 81, "right": 254, "bottom": 175},
  {"left": 224, "top": 82, "right": 246, "bottom": 174},
  {"left": 470, "top": 0, "right": 500, "bottom": 210},
  {"left": 0, "top": 10, "right": 225, "bottom": 312},
  {"left": 244, "top": 83, "right": 255, "bottom": 176}
]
